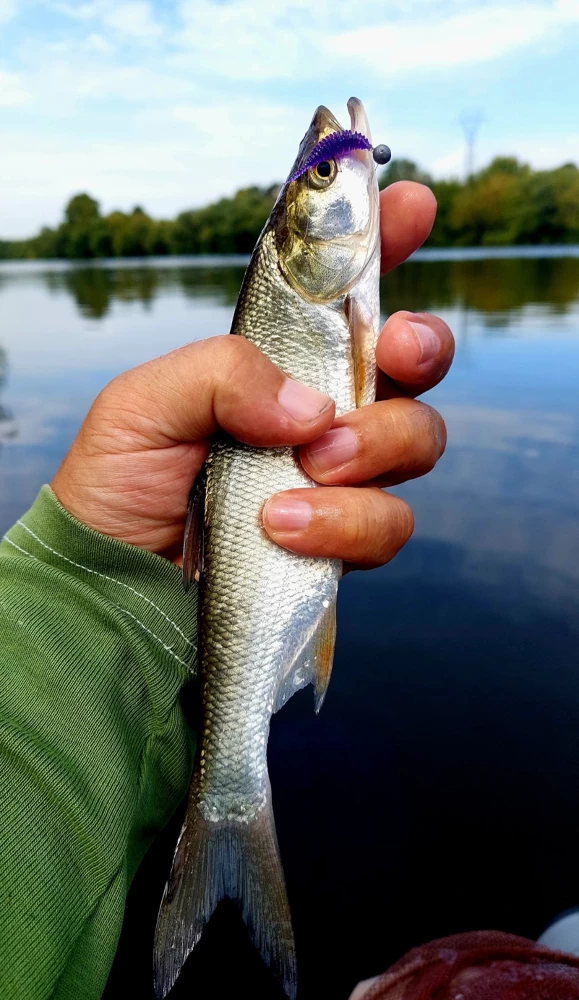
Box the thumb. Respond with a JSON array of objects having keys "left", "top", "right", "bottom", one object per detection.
[{"left": 97, "top": 335, "right": 336, "bottom": 450}]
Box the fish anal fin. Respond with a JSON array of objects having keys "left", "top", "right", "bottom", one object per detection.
[
  {"left": 273, "top": 600, "right": 337, "bottom": 715},
  {"left": 313, "top": 600, "right": 337, "bottom": 713},
  {"left": 346, "top": 293, "right": 377, "bottom": 409},
  {"left": 182, "top": 468, "right": 206, "bottom": 591},
  {"left": 273, "top": 652, "right": 313, "bottom": 713}
]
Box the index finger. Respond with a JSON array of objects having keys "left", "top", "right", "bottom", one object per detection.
[{"left": 380, "top": 181, "right": 437, "bottom": 274}]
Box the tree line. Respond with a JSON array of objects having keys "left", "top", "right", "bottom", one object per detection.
[{"left": 1, "top": 156, "right": 578, "bottom": 260}]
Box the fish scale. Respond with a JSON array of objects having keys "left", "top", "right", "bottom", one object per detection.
[{"left": 154, "top": 97, "right": 381, "bottom": 1000}]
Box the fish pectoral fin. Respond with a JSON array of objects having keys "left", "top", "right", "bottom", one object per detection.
[
  {"left": 182, "top": 467, "right": 206, "bottom": 591},
  {"left": 273, "top": 599, "right": 337, "bottom": 714},
  {"left": 345, "top": 293, "right": 377, "bottom": 409}
]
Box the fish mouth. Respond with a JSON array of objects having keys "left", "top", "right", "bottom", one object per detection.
[
  {"left": 347, "top": 97, "right": 372, "bottom": 143},
  {"left": 286, "top": 100, "right": 372, "bottom": 185},
  {"left": 310, "top": 104, "right": 343, "bottom": 141},
  {"left": 286, "top": 105, "right": 343, "bottom": 181}
]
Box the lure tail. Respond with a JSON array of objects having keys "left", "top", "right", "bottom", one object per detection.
[{"left": 153, "top": 785, "right": 296, "bottom": 999}]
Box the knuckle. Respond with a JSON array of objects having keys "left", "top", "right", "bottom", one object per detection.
[
  {"left": 217, "top": 336, "right": 275, "bottom": 399},
  {"left": 418, "top": 403, "right": 447, "bottom": 462},
  {"left": 343, "top": 489, "right": 385, "bottom": 555},
  {"left": 342, "top": 489, "right": 414, "bottom": 564},
  {"left": 399, "top": 401, "right": 447, "bottom": 469},
  {"left": 220, "top": 334, "right": 255, "bottom": 365}
]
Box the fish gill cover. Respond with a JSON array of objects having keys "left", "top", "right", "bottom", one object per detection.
[{"left": 288, "top": 130, "right": 372, "bottom": 182}]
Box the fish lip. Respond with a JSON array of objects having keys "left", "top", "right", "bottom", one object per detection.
[
  {"left": 284, "top": 105, "right": 344, "bottom": 186},
  {"left": 347, "top": 96, "right": 372, "bottom": 144},
  {"left": 310, "top": 104, "right": 343, "bottom": 138}
]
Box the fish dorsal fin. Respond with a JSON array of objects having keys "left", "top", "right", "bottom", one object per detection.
[
  {"left": 345, "top": 293, "right": 377, "bottom": 409},
  {"left": 182, "top": 468, "right": 206, "bottom": 591},
  {"left": 273, "top": 599, "right": 337, "bottom": 714}
]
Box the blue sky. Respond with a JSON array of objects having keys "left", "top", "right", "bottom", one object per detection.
[{"left": 1, "top": 0, "right": 578, "bottom": 236}]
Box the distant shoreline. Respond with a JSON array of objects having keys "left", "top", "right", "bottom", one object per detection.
[
  {"left": 2, "top": 157, "right": 578, "bottom": 262},
  {"left": 1, "top": 245, "right": 579, "bottom": 272}
]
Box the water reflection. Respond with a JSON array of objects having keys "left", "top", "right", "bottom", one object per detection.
[
  {"left": 0, "top": 346, "right": 16, "bottom": 442},
  {"left": 1, "top": 253, "right": 578, "bottom": 325},
  {"left": 383, "top": 256, "right": 579, "bottom": 320},
  {"left": 2, "top": 260, "right": 246, "bottom": 319}
]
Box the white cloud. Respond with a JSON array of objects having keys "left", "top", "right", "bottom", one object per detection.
[
  {"left": 54, "top": 2, "right": 99, "bottom": 19},
  {"left": 12, "top": 48, "right": 194, "bottom": 105},
  {"left": 328, "top": 0, "right": 579, "bottom": 77},
  {"left": 102, "top": 2, "right": 162, "bottom": 39},
  {"left": 0, "top": 99, "right": 305, "bottom": 235},
  {"left": 442, "top": 405, "right": 577, "bottom": 452},
  {"left": 176, "top": 0, "right": 320, "bottom": 80},
  {"left": 84, "top": 32, "right": 113, "bottom": 54},
  {"left": 0, "top": 69, "right": 29, "bottom": 105},
  {"left": 429, "top": 132, "right": 579, "bottom": 178},
  {"left": 73, "top": 64, "right": 186, "bottom": 100},
  {"left": 0, "top": 0, "right": 16, "bottom": 24},
  {"left": 174, "top": 0, "right": 579, "bottom": 82},
  {"left": 55, "top": 0, "right": 162, "bottom": 38}
]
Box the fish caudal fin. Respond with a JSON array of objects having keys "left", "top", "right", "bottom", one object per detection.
[{"left": 153, "top": 793, "right": 296, "bottom": 999}]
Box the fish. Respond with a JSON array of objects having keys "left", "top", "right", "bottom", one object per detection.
[{"left": 153, "top": 96, "right": 382, "bottom": 999}]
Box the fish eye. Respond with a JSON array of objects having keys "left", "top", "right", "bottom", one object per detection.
[{"left": 308, "top": 159, "right": 337, "bottom": 188}]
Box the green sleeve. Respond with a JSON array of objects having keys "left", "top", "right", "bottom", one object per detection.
[{"left": 0, "top": 486, "right": 198, "bottom": 999}]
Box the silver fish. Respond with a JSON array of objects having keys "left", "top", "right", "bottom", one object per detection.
[{"left": 154, "top": 97, "right": 381, "bottom": 999}]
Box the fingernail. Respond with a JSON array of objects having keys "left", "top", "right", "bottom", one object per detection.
[
  {"left": 409, "top": 321, "right": 440, "bottom": 365},
  {"left": 264, "top": 498, "right": 312, "bottom": 532},
  {"left": 305, "top": 426, "right": 358, "bottom": 473},
  {"left": 278, "top": 378, "right": 332, "bottom": 423}
]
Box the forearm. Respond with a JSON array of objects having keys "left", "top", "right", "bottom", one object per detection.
[{"left": 0, "top": 486, "right": 196, "bottom": 999}]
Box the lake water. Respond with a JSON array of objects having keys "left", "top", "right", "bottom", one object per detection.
[{"left": 1, "top": 249, "right": 579, "bottom": 999}]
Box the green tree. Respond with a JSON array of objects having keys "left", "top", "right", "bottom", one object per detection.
[
  {"left": 379, "top": 158, "right": 434, "bottom": 189},
  {"left": 65, "top": 193, "right": 100, "bottom": 226}
]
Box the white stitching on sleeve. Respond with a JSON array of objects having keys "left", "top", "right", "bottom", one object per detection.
[
  {"left": 2, "top": 535, "right": 194, "bottom": 672},
  {"left": 14, "top": 521, "right": 195, "bottom": 648}
]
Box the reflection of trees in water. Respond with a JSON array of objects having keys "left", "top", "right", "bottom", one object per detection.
[
  {"left": 9, "top": 255, "right": 579, "bottom": 325},
  {"left": 0, "top": 345, "right": 17, "bottom": 441},
  {"left": 382, "top": 256, "right": 579, "bottom": 322},
  {"left": 43, "top": 267, "right": 161, "bottom": 319},
  {"left": 41, "top": 264, "right": 246, "bottom": 319}
]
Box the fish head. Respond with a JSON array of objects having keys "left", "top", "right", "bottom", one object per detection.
[{"left": 275, "top": 98, "right": 379, "bottom": 303}]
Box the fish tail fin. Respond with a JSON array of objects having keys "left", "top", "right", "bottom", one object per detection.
[{"left": 153, "top": 789, "right": 296, "bottom": 999}]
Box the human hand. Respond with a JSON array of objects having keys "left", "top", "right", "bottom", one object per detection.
[{"left": 52, "top": 182, "right": 454, "bottom": 570}]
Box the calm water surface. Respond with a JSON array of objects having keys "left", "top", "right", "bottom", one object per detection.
[{"left": 1, "top": 250, "right": 579, "bottom": 999}]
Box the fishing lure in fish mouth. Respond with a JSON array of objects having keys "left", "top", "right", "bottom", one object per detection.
[{"left": 289, "top": 130, "right": 391, "bottom": 182}]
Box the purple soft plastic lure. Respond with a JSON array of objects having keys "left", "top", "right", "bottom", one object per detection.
[{"left": 288, "top": 129, "right": 372, "bottom": 183}]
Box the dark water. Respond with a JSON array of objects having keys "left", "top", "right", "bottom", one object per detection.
[{"left": 1, "top": 250, "right": 579, "bottom": 999}]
